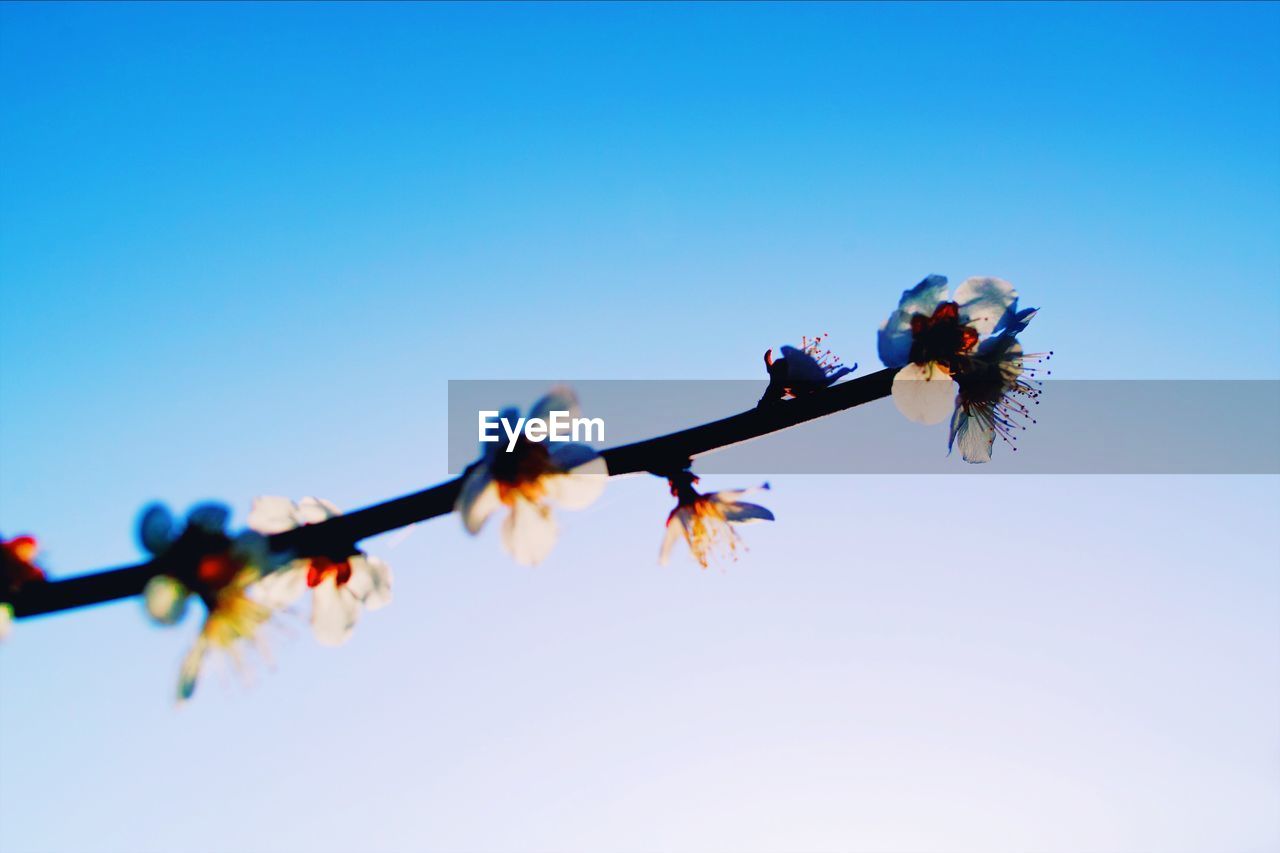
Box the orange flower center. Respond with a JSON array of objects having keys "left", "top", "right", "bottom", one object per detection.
[
  {"left": 492, "top": 441, "right": 555, "bottom": 504},
  {"left": 306, "top": 556, "right": 353, "bottom": 588},
  {"left": 196, "top": 553, "right": 242, "bottom": 589}
]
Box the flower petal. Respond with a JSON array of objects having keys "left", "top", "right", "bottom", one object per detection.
[
  {"left": 779, "top": 346, "right": 828, "bottom": 385},
  {"left": 707, "top": 483, "right": 769, "bottom": 504},
  {"left": 456, "top": 465, "right": 501, "bottom": 534},
  {"left": 253, "top": 562, "right": 308, "bottom": 609},
  {"left": 718, "top": 501, "right": 774, "bottom": 523},
  {"left": 891, "top": 362, "right": 957, "bottom": 425},
  {"left": 178, "top": 637, "right": 209, "bottom": 703},
  {"left": 501, "top": 496, "right": 558, "bottom": 566},
  {"left": 311, "top": 578, "right": 360, "bottom": 646},
  {"left": 878, "top": 275, "right": 949, "bottom": 367},
  {"left": 954, "top": 276, "right": 1017, "bottom": 337},
  {"left": 658, "top": 517, "right": 682, "bottom": 566},
  {"left": 529, "top": 386, "right": 580, "bottom": 422},
  {"left": 545, "top": 447, "right": 608, "bottom": 509},
  {"left": 138, "top": 504, "right": 176, "bottom": 555},
  {"left": 247, "top": 496, "right": 302, "bottom": 535},
  {"left": 346, "top": 554, "right": 393, "bottom": 611},
  {"left": 949, "top": 406, "right": 996, "bottom": 464},
  {"left": 186, "top": 503, "right": 231, "bottom": 535},
  {"left": 143, "top": 575, "right": 191, "bottom": 625},
  {"left": 296, "top": 497, "right": 341, "bottom": 526}
]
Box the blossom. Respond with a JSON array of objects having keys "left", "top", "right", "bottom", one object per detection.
[
  {"left": 949, "top": 306, "right": 1050, "bottom": 463},
  {"left": 761, "top": 333, "right": 856, "bottom": 404},
  {"left": 136, "top": 502, "right": 274, "bottom": 702},
  {"left": 456, "top": 387, "right": 607, "bottom": 566},
  {"left": 247, "top": 496, "right": 392, "bottom": 646},
  {"left": 177, "top": 559, "right": 271, "bottom": 703},
  {"left": 1, "top": 535, "right": 46, "bottom": 642},
  {"left": 659, "top": 474, "right": 774, "bottom": 568},
  {"left": 878, "top": 275, "right": 1018, "bottom": 424}
]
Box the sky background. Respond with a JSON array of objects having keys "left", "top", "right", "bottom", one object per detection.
[{"left": 1, "top": 2, "right": 1278, "bottom": 852}]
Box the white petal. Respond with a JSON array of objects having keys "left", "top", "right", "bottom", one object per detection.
[
  {"left": 545, "top": 449, "right": 608, "bottom": 509},
  {"left": 346, "top": 554, "right": 393, "bottom": 610},
  {"left": 0, "top": 604, "right": 12, "bottom": 642},
  {"left": 878, "top": 275, "right": 949, "bottom": 367},
  {"left": 949, "top": 406, "right": 996, "bottom": 464},
  {"left": 456, "top": 465, "right": 501, "bottom": 535},
  {"left": 891, "top": 363, "right": 957, "bottom": 425},
  {"left": 954, "top": 276, "right": 1017, "bottom": 337},
  {"left": 143, "top": 575, "right": 191, "bottom": 625},
  {"left": 311, "top": 578, "right": 361, "bottom": 646},
  {"left": 529, "top": 386, "right": 580, "bottom": 422},
  {"left": 253, "top": 562, "right": 309, "bottom": 608},
  {"left": 296, "top": 497, "right": 341, "bottom": 525},
  {"left": 658, "top": 518, "right": 682, "bottom": 566},
  {"left": 501, "top": 496, "right": 558, "bottom": 566},
  {"left": 247, "top": 496, "right": 302, "bottom": 535}
]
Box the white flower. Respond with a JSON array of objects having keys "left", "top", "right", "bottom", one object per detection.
[
  {"left": 949, "top": 306, "right": 1049, "bottom": 463},
  {"left": 877, "top": 275, "right": 1018, "bottom": 424},
  {"left": 247, "top": 496, "right": 392, "bottom": 647},
  {"left": 761, "top": 333, "right": 856, "bottom": 403},
  {"left": 659, "top": 476, "right": 774, "bottom": 569},
  {"left": 456, "top": 387, "right": 607, "bottom": 566}
]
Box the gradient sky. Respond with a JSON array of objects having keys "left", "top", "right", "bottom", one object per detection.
[{"left": 1, "top": 3, "right": 1278, "bottom": 852}]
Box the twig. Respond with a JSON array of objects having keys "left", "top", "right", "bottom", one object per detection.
[{"left": 11, "top": 367, "right": 895, "bottom": 619}]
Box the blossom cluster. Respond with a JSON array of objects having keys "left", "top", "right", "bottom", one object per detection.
[
  {"left": 878, "top": 275, "right": 1049, "bottom": 462},
  {"left": 0, "top": 275, "right": 1045, "bottom": 701}
]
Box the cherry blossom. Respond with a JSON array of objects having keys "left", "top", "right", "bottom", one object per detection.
[
  {"left": 456, "top": 387, "right": 607, "bottom": 566},
  {"left": 660, "top": 473, "right": 773, "bottom": 568},
  {"left": 248, "top": 496, "right": 392, "bottom": 646}
]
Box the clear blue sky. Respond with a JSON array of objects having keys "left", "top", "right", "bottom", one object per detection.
[{"left": 1, "top": 3, "right": 1277, "bottom": 852}]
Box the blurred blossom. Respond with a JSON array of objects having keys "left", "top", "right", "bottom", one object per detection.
[
  {"left": 950, "top": 307, "right": 1051, "bottom": 463},
  {"left": 248, "top": 496, "right": 392, "bottom": 646},
  {"left": 760, "top": 333, "right": 856, "bottom": 404},
  {"left": 177, "top": 560, "right": 270, "bottom": 703},
  {"left": 0, "top": 535, "right": 46, "bottom": 642},
  {"left": 878, "top": 275, "right": 1018, "bottom": 424},
  {"left": 456, "top": 387, "right": 607, "bottom": 566},
  {"left": 137, "top": 502, "right": 226, "bottom": 628},
  {"left": 660, "top": 473, "right": 774, "bottom": 569},
  {"left": 134, "top": 502, "right": 275, "bottom": 701}
]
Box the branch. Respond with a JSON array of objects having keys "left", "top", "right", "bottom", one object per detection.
[{"left": 11, "top": 367, "right": 895, "bottom": 620}]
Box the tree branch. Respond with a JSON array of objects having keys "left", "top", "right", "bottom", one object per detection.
[{"left": 11, "top": 367, "right": 895, "bottom": 620}]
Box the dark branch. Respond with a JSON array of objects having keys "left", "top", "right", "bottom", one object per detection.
[{"left": 11, "top": 368, "right": 896, "bottom": 619}]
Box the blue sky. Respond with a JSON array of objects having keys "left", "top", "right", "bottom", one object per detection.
[{"left": 1, "top": 3, "right": 1278, "bottom": 852}]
